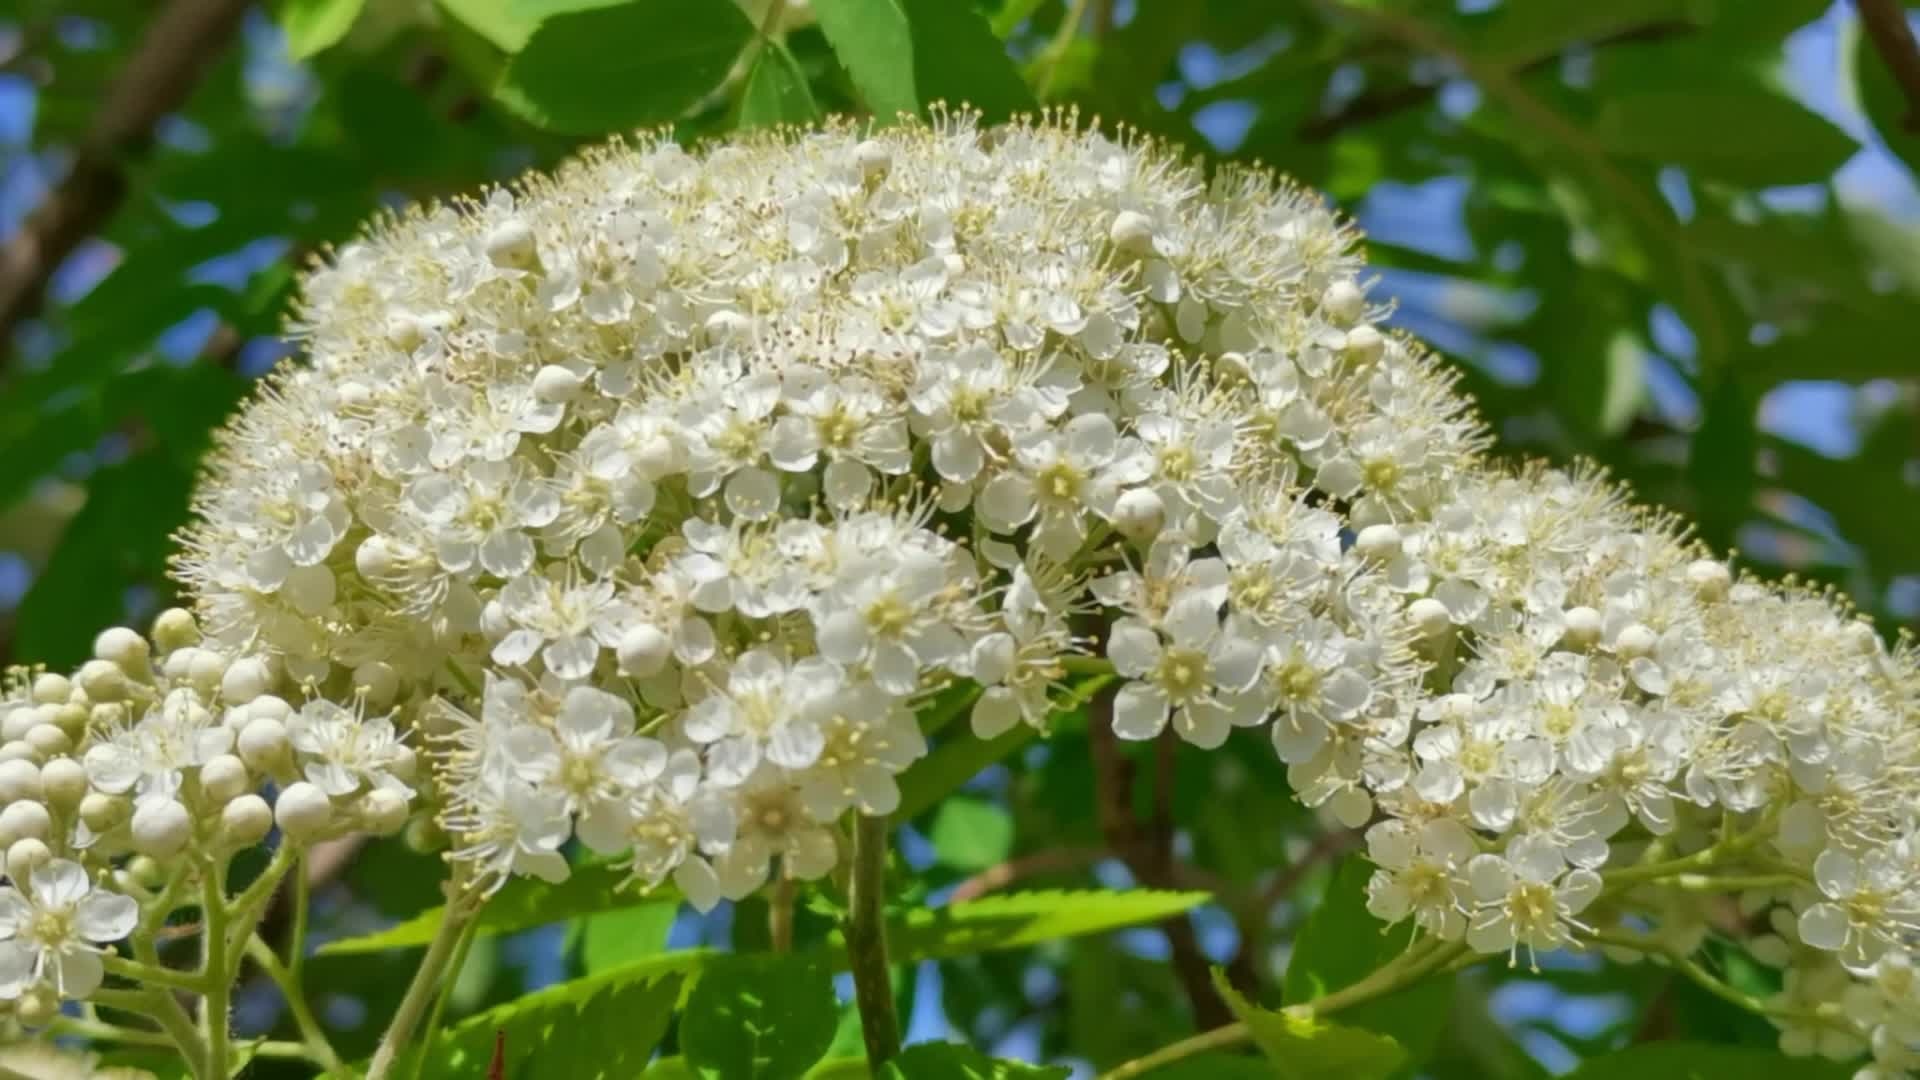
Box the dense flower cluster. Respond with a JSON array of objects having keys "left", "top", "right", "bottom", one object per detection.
[
  {"left": 95, "top": 110, "right": 1912, "bottom": 1075},
  {"left": 0, "top": 616, "right": 416, "bottom": 1021}
]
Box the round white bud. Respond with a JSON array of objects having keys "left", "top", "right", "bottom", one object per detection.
[
  {"left": 6, "top": 838, "right": 50, "bottom": 883},
  {"left": 1322, "top": 279, "right": 1366, "bottom": 325},
  {"left": 151, "top": 607, "right": 200, "bottom": 652},
  {"left": 243, "top": 695, "right": 292, "bottom": 725},
  {"left": 38, "top": 758, "right": 87, "bottom": 812},
  {"left": 79, "top": 792, "right": 130, "bottom": 833},
  {"left": 1561, "top": 606, "right": 1603, "bottom": 650},
  {"left": 1109, "top": 210, "right": 1155, "bottom": 255},
  {"left": 616, "top": 624, "right": 672, "bottom": 678},
  {"left": 1614, "top": 622, "right": 1658, "bottom": 659},
  {"left": 1408, "top": 597, "right": 1453, "bottom": 639},
  {"left": 0, "top": 759, "right": 41, "bottom": 804},
  {"left": 221, "top": 795, "right": 273, "bottom": 848},
  {"left": 1354, "top": 524, "right": 1402, "bottom": 562},
  {"left": 1113, "top": 488, "right": 1167, "bottom": 541},
  {"left": 220, "top": 657, "right": 274, "bottom": 705},
  {"left": 0, "top": 705, "right": 39, "bottom": 743},
  {"left": 352, "top": 661, "right": 399, "bottom": 708},
  {"left": 187, "top": 649, "right": 229, "bottom": 694},
  {"left": 1846, "top": 620, "right": 1883, "bottom": 658},
  {"left": 274, "top": 782, "right": 333, "bottom": 842},
  {"left": 51, "top": 703, "right": 88, "bottom": 742},
  {"left": 853, "top": 139, "right": 892, "bottom": 180},
  {"left": 356, "top": 535, "right": 400, "bottom": 580},
  {"left": 16, "top": 984, "right": 59, "bottom": 1028},
  {"left": 237, "top": 717, "right": 291, "bottom": 774},
  {"left": 131, "top": 798, "right": 192, "bottom": 859},
  {"left": 485, "top": 219, "right": 538, "bottom": 269},
  {"left": 533, "top": 364, "right": 585, "bottom": 404},
  {"left": 1685, "top": 559, "right": 1731, "bottom": 601},
  {"left": 0, "top": 742, "right": 35, "bottom": 765},
  {"left": 1344, "top": 324, "right": 1385, "bottom": 365},
  {"left": 29, "top": 673, "right": 71, "bottom": 706},
  {"left": 479, "top": 599, "right": 512, "bottom": 639},
  {"left": 634, "top": 433, "right": 682, "bottom": 479},
  {"left": 704, "top": 309, "right": 751, "bottom": 342},
  {"left": 161, "top": 646, "right": 201, "bottom": 681},
  {"left": 389, "top": 745, "right": 418, "bottom": 783},
  {"left": 199, "top": 755, "right": 250, "bottom": 805},
  {"left": 92, "top": 627, "right": 150, "bottom": 671},
  {"left": 75, "top": 660, "right": 131, "bottom": 703},
  {"left": 23, "top": 725, "right": 69, "bottom": 759},
  {"left": 359, "top": 788, "right": 410, "bottom": 837},
  {"left": 0, "top": 800, "right": 52, "bottom": 843}
]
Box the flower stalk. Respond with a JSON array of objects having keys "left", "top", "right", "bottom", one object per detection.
[{"left": 846, "top": 812, "right": 901, "bottom": 1066}]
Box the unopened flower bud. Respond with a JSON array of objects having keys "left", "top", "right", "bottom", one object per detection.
[
  {"left": 389, "top": 745, "right": 418, "bottom": 783},
  {"left": 93, "top": 627, "right": 151, "bottom": 673},
  {"left": 533, "top": 363, "right": 585, "bottom": 403},
  {"left": 1109, "top": 210, "right": 1155, "bottom": 255},
  {"left": 0, "top": 742, "right": 35, "bottom": 765},
  {"left": 221, "top": 657, "right": 274, "bottom": 704},
  {"left": 404, "top": 814, "right": 448, "bottom": 854},
  {"left": 51, "top": 703, "right": 88, "bottom": 743},
  {"left": 1113, "top": 488, "right": 1166, "bottom": 541},
  {"left": 1685, "top": 558, "right": 1730, "bottom": 601},
  {"left": 151, "top": 607, "right": 201, "bottom": 652},
  {"left": 0, "top": 800, "right": 51, "bottom": 843},
  {"left": 16, "top": 984, "right": 59, "bottom": 1028},
  {"left": 1614, "top": 622, "right": 1658, "bottom": 659},
  {"left": 80, "top": 792, "right": 130, "bottom": 833},
  {"left": 200, "top": 755, "right": 250, "bottom": 804},
  {"left": 617, "top": 624, "right": 672, "bottom": 678},
  {"left": 853, "top": 139, "right": 891, "bottom": 181},
  {"left": 38, "top": 758, "right": 87, "bottom": 812},
  {"left": 0, "top": 759, "right": 41, "bottom": 804},
  {"left": 485, "top": 219, "right": 538, "bottom": 270},
  {"left": 221, "top": 795, "right": 273, "bottom": 848},
  {"left": 1344, "top": 324, "right": 1385, "bottom": 365},
  {"left": 360, "top": 788, "right": 410, "bottom": 837},
  {"left": 187, "top": 649, "right": 228, "bottom": 694},
  {"left": 243, "top": 695, "right": 292, "bottom": 725},
  {"left": 29, "top": 674, "right": 71, "bottom": 706},
  {"left": 0, "top": 706, "right": 38, "bottom": 743},
  {"left": 25, "top": 725, "right": 70, "bottom": 758},
  {"left": 238, "top": 718, "right": 291, "bottom": 774},
  {"left": 76, "top": 660, "right": 130, "bottom": 703},
  {"left": 1408, "top": 597, "right": 1453, "bottom": 639},
  {"left": 6, "top": 838, "right": 50, "bottom": 883},
  {"left": 704, "top": 309, "right": 751, "bottom": 342},
  {"left": 356, "top": 535, "right": 400, "bottom": 580},
  {"left": 1561, "top": 606, "right": 1602, "bottom": 650},
  {"left": 1355, "top": 524, "right": 1402, "bottom": 562},
  {"left": 353, "top": 661, "right": 399, "bottom": 708},
  {"left": 275, "top": 782, "right": 333, "bottom": 841},
  {"left": 1322, "top": 279, "right": 1366, "bottom": 325},
  {"left": 131, "top": 798, "right": 192, "bottom": 859}
]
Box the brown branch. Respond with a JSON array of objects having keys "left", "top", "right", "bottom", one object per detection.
[
  {"left": 949, "top": 847, "right": 1108, "bottom": 904},
  {"left": 1299, "top": 18, "right": 1694, "bottom": 142},
  {"left": 1257, "top": 826, "right": 1360, "bottom": 913},
  {"left": 1087, "top": 692, "right": 1233, "bottom": 1030},
  {"left": 1857, "top": 0, "right": 1920, "bottom": 133},
  {"left": 0, "top": 0, "right": 252, "bottom": 366}
]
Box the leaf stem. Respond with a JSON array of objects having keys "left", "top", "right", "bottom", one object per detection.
[
  {"left": 409, "top": 912, "right": 482, "bottom": 1080},
  {"left": 1035, "top": 0, "right": 1094, "bottom": 99},
  {"left": 846, "top": 812, "right": 901, "bottom": 1066},
  {"left": 202, "top": 867, "right": 231, "bottom": 1080},
  {"left": 771, "top": 872, "right": 796, "bottom": 953},
  {"left": 1097, "top": 1022, "right": 1250, "bottom": 1080},
  {"left": 367, "top": 889, "right": 481, "bottom": 1080},
  {"left": 245, "top": 933, "right": 345, "bottom": 1075},
  {"left": 92, "top": 987, "right": 210, "bottom": 1078}
]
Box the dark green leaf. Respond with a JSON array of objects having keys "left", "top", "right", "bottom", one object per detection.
[
  {"left": 1592, "top": 88, "right": 1858, "bottom": 186},
  {"left": 320, "top": 862, "right": 677, "bottom": 954},
  {"left": 1854, "top": 19, "right": 1920, "bottom": 179},
  {"left": 898, "top": 676, "right": 1107, "bottom": 821},
  {"left": 1559, "top": 1042, "right": 1853, "bottom": 1080},
  {"left": 496, "top": 0, "right": 756, "bottom": 134},
  {"left": 880, "top": 889, "right": 1208, "bottom": 962},
  {"left": 740, "top": 40, "right": 822, "bottom": 128},
  {"left": 1686, "top": 378, "right": 1757, "bottom": 550},
  {"left": 1214, "top": 969, "right": 1407, "bottom": 1080},
  {"left": 281, "top": 0, "right": 365, "bottom": 59},
  {"left": 682, "top": 953, "right": 838, "bottom": 1080},
  {"left": 930, "top": 795, "right": 1015, "bottom": 871},
  {"left": 877, "top": 1043, "right": 1069, "bottom": 1079},
  {"left": 810, "top": 0, "right": 1036, "bottom": 123},
  {"left": 419, "top": 959, "right": 690, "bottom": 1079}
]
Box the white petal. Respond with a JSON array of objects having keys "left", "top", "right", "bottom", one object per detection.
[
  {"left": 1798, "top": 902, "right": 1850, "bottom": 951},
  {"left": 1111, "top": 682, "right": 1169, "bottom": 740},
  {"left": 74, "top": 891, "right": 137, "bottom": 943}
]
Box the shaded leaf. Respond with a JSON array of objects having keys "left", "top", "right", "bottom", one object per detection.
[
  {"left": 418, "top": 959, "right": 691, "bottom": 1079},
  {"left": 1592, "top": 87, "right": 1858, "bottom": 186},
  {"left": 319, "top": 862, "right": 678, "bottom": 955},
  {"left": 811, "top": 0, "right": 1035, "bottom": 122},
  {"left": 740, "top": 40, "right": 822, "bottom": 128},
  {"left": 930, "top": 795, "right": 1015, "bottom": 872},
  {"left": 1560, "top": 1042, "right": 1852, "bottom": 1080},
  {"left": 1214, "top": 970, "right": 1406, "bottom": 1080},
  {"left": 682, "top": 953, "right": 837, "bottom": 1080},
  {"left": 281, "top": 0, "right": 365, "bottom": 59},
  {"left": 877, "top": 1043, "right": 1069, "bottom": 1079}
]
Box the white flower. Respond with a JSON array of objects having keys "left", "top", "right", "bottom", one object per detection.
[
  {"left": 682, "top": 651, "right": 841, "bottom": 785},
  {"left": 1799, "top": 847, "right": 1920, "bottom": 970},
  {"left": 0, "top": 860, "right": 137, "bottom": 1000},
  {"left": 288, "top": 699, "right": 415, "bottom": 799},
  {"left": 1107, "top": 590, "right": 1264, "bottom": 749},
  {"left": 1365, "top": 816, "right": 1475, "bottom": 941},
  {"left": 1465, "top": 836, "right": 1600, "bottom": 967},
  {"left": 492, "top": 572, "right": 621, "bottom": 679},
  {"left": 502, "top": 686, "right": 667, "bottom": 852}
]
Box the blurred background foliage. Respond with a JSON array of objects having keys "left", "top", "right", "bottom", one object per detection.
[{"left": 0, "top": 0, "right": 1917, "bottom": 1075}]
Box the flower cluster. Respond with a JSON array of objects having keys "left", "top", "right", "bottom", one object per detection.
[
  {"left": 155, "top": 111, "right": 1920, "bottom": 1074},
  {"left": 0, "top": 615, "right": 419, "bottom": 1023}
]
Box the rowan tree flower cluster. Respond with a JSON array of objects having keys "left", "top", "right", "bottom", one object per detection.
[{"left": 3, "top": 111, "right": 1916, "bottom": 1076}]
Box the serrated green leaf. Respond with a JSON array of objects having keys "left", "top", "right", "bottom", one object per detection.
[
  {"left": 810, "top": 0, "right": 1035, "bottom": 123},
  {"left": 881, "top": 888, "right": 1209, "bottom": 962},
  {"left": 319, "top": 862, "right": 677, "bottom": 955},
  {"left": 930, "top": 795, "right": 1015, "bottom": 871},
  {"left": 418, "top": 956, "right": 694, "bottom": 1080},
  {"left": 280, "top": 0, "right": 365, "bottom": 59},
  {"left": 1559, "top": 1042, "right": 1853, "bottom": 1080},
  {"left": 1214, "top": 970, "right": 1406, "bottom": 1079},
  {"left": 580, "top": 899, "right": 678, "bottom": 973},
  {"left": 1592, "top": 87, "right": 1859, "bottom": 186},
  {"left": 495, "top": 0, "right": 755, "bottom": 134},
  {"left": 683, "top": 953, "right": 838, "bottom": 1080},
  {"left": 878, "top": 1042, "right": 1069, "bottom": 1079},
  {"left": 739, "top": 40, "right": 822, "bottom": 128},
  {"left": 1283, "top": 855, "right": 1452, "bottom": 1071}
]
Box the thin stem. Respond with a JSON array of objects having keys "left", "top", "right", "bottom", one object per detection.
[
  {"left": 1035, "top": 0, "right": 1094, "bottom": 99},
  {"left": 846, "top": 812, "right": 900, "bottom": 1066},
  {"left": 92, "top": 987, "right": 210, "bottom": 1078},
  {"left": 770, "top": 872, "right": 795, "bottom": 953},
  {"left": 47, "top": 1014, "right": 175, "bottom": 1047},
  {"left": 409, "top": 913, "right": 482, "bottom": 1080},
  {"left": 1098, "top": 1023, "right": 1250, "bottom": 1080},
  {"left": 290, "top": 854, "right": 311, "bottom": 984},
  {"left": 100, "top": 953, "right": 207, "bottom": 993},
  {"left": 245, "top": 934, "right": 345, "bottom": 1075},
  {"left": 367, "top": 892, "right": 480, "bottom": 1080},
  {"left": 202, "top": 866, "right": 231, "bottom": 1080}
]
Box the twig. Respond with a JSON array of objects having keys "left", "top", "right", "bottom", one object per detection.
[
  {"left": 846, "top": 813, "right": 901, "bottom": 1066},
  {"left": 1857, "top": 0, "right": 1920, "bottom": 133},
  {"left": 1256, "top": 827, "right": 1359, "bottom": 912},
  {"left": 0, "top": 0, "right": 252, "bottom": 364},
  {"left": 1087, "top": 690, "right": 1231, "bottom": 1030},
  {"left": 949, "top": 847, "right": 1108, "bottom": 904}
]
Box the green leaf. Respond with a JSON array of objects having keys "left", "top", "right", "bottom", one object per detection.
[
  {"left": 580, "top": 900, "right": 678, "bottom": 973},
  {"left": 810, "top": 0, "right": 1036, "bottom": 123},
  {"left": 682, "top": 953, "right": 838, "bottom": 1080},
  {"left": 1592, "top": 87, "right": 1859, "bottom": 186},
  {"left": 882, "top": 889, "right": 1208, "bottom": 962},
  {"left": 1686, "top": 378, "right": 1757, "bottom": 550},
  {"left": 877, "top": 1043, "right": 1069, "bottom": 1079},
  {"left": 419, "top": 956, "right": 693, "bottom": 1080},
  {"left": 496, "top": 0, "right": 756, "bottom": 134},
  {"left": 930, "top": 795, "right": 1015, "bottom": 871},
  {"left": 1283, "top": 855, "right": 1451, "bottom": 1069},
  {"left": 1852, "top": 14, "right": 1920, "bottom": 179},
  {"left": 281, "top": 0, "right": 365, "bottom": 59},
  {"left": 319, "top": 862, "right": 675, "bottom": 955},
  {"left": 1213, "top": 970, "right": 1407, "bottom": 1080},
  {"left": 989, "top": 0, "right": 1049, "bottom": 38},
  {"left": 1559, "top": 1043, "right": 1853, "bottom": 1080},
  {"left": 739, "top": 40, "right": 822, "bottom": 128},
  {"left": 897, "top": 675, "right": 1108, "bottom": 821}
]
